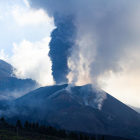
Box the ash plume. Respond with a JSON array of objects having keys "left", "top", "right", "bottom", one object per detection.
[
  {"left": 49, "top": 13, "right": 76, "bottom": 84},
  {"left": 29, "top": 0, "right": 140, "bottom": 109},
  {"left": 29, "top": 0, "right": 140, "bottom": 85}
]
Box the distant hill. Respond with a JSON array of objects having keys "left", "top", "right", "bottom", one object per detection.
[
  {"left": 1, "top": 84, "right": 140, "bottom": 140},
  {"left": 0, "top": 59, "right": 15, "bottom": 77},
  {"left": 129, "top": 105, "right": 140, "bottom": 114},
  {"left": 0, "top": 59, "right": 39, "bottom": 100}
]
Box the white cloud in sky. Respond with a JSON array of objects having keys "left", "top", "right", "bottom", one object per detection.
[
  {"left": 0, "top": 37, "right": 54, "bottom": 87},
  {"left": 23, "top": 0, "right": 30, "bottom": 8},
  {"left": 10, "top": 37, "right": 54, "bottom": 86},
  {"left": 0, "top": 0, "right": 55, "bottom": 57},
  {"left": 12, "top": 5, "right": 54, "bottom": 26},
  {"left": 0, "top": 0, "right": 55, "bottom": 87},
  {"left": 0, "top": 49, "right": 9, "bottom": 61}
]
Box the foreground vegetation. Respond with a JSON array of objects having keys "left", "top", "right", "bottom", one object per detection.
[
  {"left": 0, "top": 130, "right": 30, "bottom": 140},
  {"left": 0, "top": 117, "right": 98, "bottom": 140},
  {"left": 0, "top": 117, "right": 131, "bottom": 140},
  {"left": 0, "top": 129, "right": 76, "bottom": 140}
]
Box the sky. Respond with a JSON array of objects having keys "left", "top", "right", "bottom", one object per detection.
[
  {"left": 0, "top": 0, "right": 140, "bottom": 108},
  {"left": 0, "top": 0, "right": 55, "bottom": 86}
]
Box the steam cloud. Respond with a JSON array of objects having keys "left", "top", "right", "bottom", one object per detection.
[
  {"left": 29, "top": 0, "right": 140, "bottom": 108},
  {"left": 49, "top": 13, "right": 76, "bottom": 84},
  {"left": 29, "top": 0, "right": 140, "bottom": 84}
]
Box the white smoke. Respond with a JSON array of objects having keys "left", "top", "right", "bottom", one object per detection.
[
  {"left": 29, "top": 0, "right": 140, "bottom": 85},
  {"left": 28, "top": 0, "right": 140, "bottom": 108}
]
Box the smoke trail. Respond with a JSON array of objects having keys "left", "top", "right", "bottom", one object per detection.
[{"left": 49, "top": 13, "right": 76, "bottom": 84}]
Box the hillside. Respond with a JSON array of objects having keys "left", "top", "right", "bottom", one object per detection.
[
  {"left": 129, "top": 105, "right": 140, "bottom": 114},
  {"left": 0, "top": 84, "right": 140, "bottom": 140},
  {"left": 0, "top": 59, "right": 39, "bottom": 100},
  {"left": 0, "top": 59, "right": 14, "bottom": 77}
]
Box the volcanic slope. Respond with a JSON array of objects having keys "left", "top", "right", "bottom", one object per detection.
[
  {"left": 3, "top": 84, "right": 139, "bottom": 140},
  {"left": 0, "top": 59, "right": 38, "bottom": 100}
]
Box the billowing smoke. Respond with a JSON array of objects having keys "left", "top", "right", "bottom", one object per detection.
[
  {"left": 29, "top": 0, "right": 140, "bottom": 84},
  {"left": 29, "top": 0, "right": 140, "bottom": 108},
  {"left": 49, "top": 13, "right": 76, "bottom": 84}
]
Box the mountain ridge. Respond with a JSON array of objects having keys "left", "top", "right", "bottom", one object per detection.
[
  {"left": 0, "top": 59, "right": 39, "bottom": 100},
  {"left": 129, "top": 105, "right": 140, "bottom": 114},
  {"left": 0, "top": 84, "right": 140, "bottom": 140},
  {"left": 0, "top": 59, "right": 15, "bottom": 77}
]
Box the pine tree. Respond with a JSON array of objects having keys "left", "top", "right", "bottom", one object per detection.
[
  {"left": 24, "top": 121, "right": 29, "bottom": 129},
  {"left": 32, "top": 122, "right": 36, "bottom": 131},
  {"left": 69, "top": 131, "right": 78, "bottom": 140},
  {"left": 80, "top": 133, "right": 85, "bottom": 140},
  {"left": 35, "top": 122, "right": 39, "bottom": 133},
  {"left": 100, "top": 136, "right": 105, "bottom": 140},
  {"left": 84, "top": 134, "right": 90, "bottom": 140},
  {"left": 16, "top": 120, "right": 22, "bottom": 129},
  {"left": 0, "top": 117, "right": 5, "bottom": 123},
  {"left": 91, "top": 136, "right": 96, "bottom": 140}
]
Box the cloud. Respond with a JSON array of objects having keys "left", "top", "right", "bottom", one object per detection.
[
  {"left": 12, "top": 5, "right": 54, "bottom": 26},
  {"left": 29, "top": 0, "right": 140, "bottom": 86},
  {"left": 28, "top": 0, "right": 140, "bottom": 108},
  {"left": 0, "top": 0, "right": 55, "bottom": 59},
  {"left": 0, "top": 37, "right": 54, "bottom": 86},
  {"left": 0, "top": 49, "right": 9, "bottom": 61},
  {"left": 103, "top": 70, "right": 140, "bottom": 108},
  {"left": 101, "top": 46, "right": 140, "bottom": 107},
  {"left": 0, "top": 0, "right": 55, "bottom": 87},
  {"left": 23, "top": 0, "right": 30, "bottom": 8}
]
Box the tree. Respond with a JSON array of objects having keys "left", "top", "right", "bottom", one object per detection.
[
  {"left": 32, "top": 122, "right": 36, "bottom": 131},
  {"left": 58, "top": 129, "right": 67, "bottom": 138},
  {"left": 100, "top": 136, "right": 105, "bottom": 140},
  {"left": 0, "top": 117, "right": 5, "bottom": 123},
  {"left": 35, "top": 122, "right": 39, "bottom": 132},
  {"left": 16, "top": 120, "right": 22, "bottom": 129},
  {"left": 24, "top": 121, "right": 29, "bottom": 129},
  {"left": 36, "top": 122, "right": 39, "bottom": 129},
  {"left": 91, "top": 136, "right": 96, "bottom": 140},
  {"left": 69, "top": 131, "right": 78, "bottom": 140},
  {"left": 79, "top": 133, "right": 84, "bottom": 140},
  {"left": 62, "top": 130, "right": 67, "bottom": 138},
  {"left": 84, "top": 134, "right": 89, "bottom": 140}
]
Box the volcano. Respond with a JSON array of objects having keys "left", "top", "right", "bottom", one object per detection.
[{"left": 1, "top": 84, "right": 140, "bottom": 140}]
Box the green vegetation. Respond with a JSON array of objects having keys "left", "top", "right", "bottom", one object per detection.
[
  {"left": 0, "top": 117, "right": 130, "bottom": 140},
  {"left": 0, "top": 130, "right": 31, "bottom": 140},
  {"left": 0, "top": 117, "right": 100, "bottom": 140}
]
